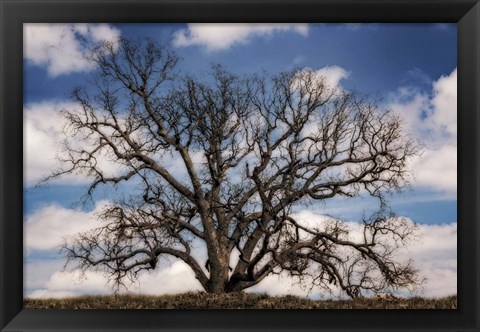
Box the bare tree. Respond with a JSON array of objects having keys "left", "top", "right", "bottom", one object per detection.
[{"left": 49, "top": 38, "right": 422, "bottom": 297}]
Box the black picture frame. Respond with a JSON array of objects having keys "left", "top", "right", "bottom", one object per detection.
[{"left": 1, "top": 0, "right": 479, "bottom": 331}]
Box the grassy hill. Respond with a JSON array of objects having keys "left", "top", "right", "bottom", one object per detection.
[{"left": 24, "top": 292, "right": 457, "bottom": 309}]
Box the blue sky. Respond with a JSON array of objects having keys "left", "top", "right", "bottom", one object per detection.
[
  {"left": 25, "top": 24, "right": 457, "bottom": 103},
  {"left": 23, "top": 23, "right": 457, "bottom": 299}
]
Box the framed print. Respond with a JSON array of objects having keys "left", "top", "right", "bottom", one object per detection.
[{"left": 1, "top": 0, "right": 479, "bottom": 331}]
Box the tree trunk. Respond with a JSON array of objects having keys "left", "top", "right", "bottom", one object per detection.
[
  {"left": 205, "top": 250, "right": 231, "bottom": 293},
  {"left": 225, "top": 278, "right": 245, "bottom": 293},
  {"left": 207, "top": 274, "right": 245, "bottom": 293}
]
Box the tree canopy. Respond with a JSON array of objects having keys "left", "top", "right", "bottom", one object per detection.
[{"left": 49, "top": 38, "right": 422, "bottom": 297}]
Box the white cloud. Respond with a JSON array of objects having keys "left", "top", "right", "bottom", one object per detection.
[
  {"left": 407, "top": 223, "right": 457, "bottom": 297},
  {"left": 128, "top": 261, "right": 204, "bottom": 295},
  {"left": 247, "top": 272, "right": 315, "bottom": 298},
  {"left": 312, "top": 65, "right": 350, "bottom": 89},
  {"left": 24, "top": 99, "right": 202, "bottom": 187},
  {"left": 24, "top": 101, "right": 81, "bottom": 185},
  {"left": 293, "top": 66, "right": 350, "bottom": 140},
  {"left": 431, "top": 68, "right": 457, "bottom": 137},
  {"left": 24, "top": 100, "right": 128, "bottom": 186},
  {"left": 410, "top": 144, "right": 457, "bottom": 192},
  {"left": 25, "top": 205, "right": 456, "bottom": 299},
  {"left": 291, "top": 65, "right": 350, "bottom": 102},
  {"left": 250, "top": 213, "right": 457, "bottom": 299},
  {"left": 24, "top": 202, "right": 207, "bottom": 298},
  {"left": 389, "top": 89, "right": 430, "bottom": 136},
  {"left": 172, "top": 23, "right": 309, "bottom": 51},
  {"left": 24, "top": 23, "right": 120, "bottom": 76},
  {"left": 24, "top": 259, "right": 65, "bottom": 291},
  {"left": 24, "top": 200, "right": 109, "bottom": 251},
  {"left": 26, "top": 258, "right": 204, "bottom": 299},
  {"left": 390, "top": 68, "right": 457, "bottom": 193},
  {"left": 28, "top": 289, "right": 80, "bottom": 299}
]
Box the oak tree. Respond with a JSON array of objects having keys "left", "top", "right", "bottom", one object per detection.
[{"left": 51, "top": 38, "right": 422, "bottom": 297}]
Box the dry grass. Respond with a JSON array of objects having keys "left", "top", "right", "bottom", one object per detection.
[{"left": 24, "top": 292, "right": 457, "bottom": 309}]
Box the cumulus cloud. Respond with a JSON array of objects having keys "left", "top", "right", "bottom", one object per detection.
[
  {"left": 25, "top": 250, "right": 204, "bottom": 298},
  {"left": 24, "top": 200, "right": 110, "bottom": 251},
  {"left": 316, "top": 66, "right": 349, "bottom": 87},
  {"left": 24, "top": 100, "right": 128, "bottom": 186},
  {"left": 410, "top": 144, "right": 457, "bottom": 192},
  {"left": 304, "top": 65, "right": 350, "bottom": 90},
  {"left": 23, "top": 99, "right": 218, "bottom": 188},
  {"left": 25, "top": 206, "right": 456, "bottom": 299},
  {"left": 24, "top": 101, "right": 80, "bottom": 185},
  {"left": 24, "top": 98, "right": 205, "bottom": 187},
  {"left": 390, "top": 68, "right": 457, "bottom": 193},
  {"left": 431, "top": 68, "right": 457, "bottom": 137},
  {"left": 252, "top": 212, "right": 457, "bottom": 299},
  {"left": 291, "top": 65, "right": 350, "bottom": 104},
  {"left": 24, "top": 259, "right": 65, "bottom": 292},
  {"left": 404, "top": 223, "right": 457, "bottom": 298},
  {"left": 24, "top": 23, "right": 120, "bottom": 76},
  {"left": 26, "top": 260, "right": 204, "bottom": 299},
  {"left": 249, "top": 221, "right": 456, "bottom": 299},
  {"left": 172, "top": 23, "right": 309, "bottom": 51},
  {"left": 28, "top": 289, "right": 80, "bottom": 299}
]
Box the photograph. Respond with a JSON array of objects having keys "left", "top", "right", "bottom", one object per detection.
[{"left": 23, "top": 23, "right": 457, "bottom": 309}]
